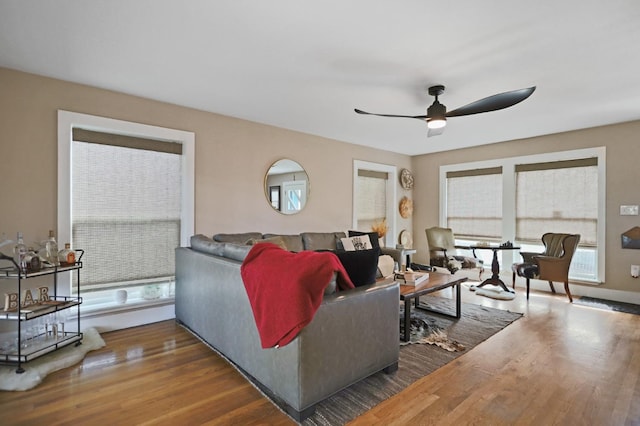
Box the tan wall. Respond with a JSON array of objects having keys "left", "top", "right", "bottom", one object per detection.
[
  {"left": 0, "top": 67, "right": 412, "bottom": 249},
  {"left": 412, "top": 120, "right": 640, "bottom": 293},
  {"left": 3, "top": 66, "right": 638, "bottom": 295}
]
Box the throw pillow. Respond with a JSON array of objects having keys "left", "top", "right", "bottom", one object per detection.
[
  {"left": 341, "top": 234, "right": 373, "bottom": 251},
  {"left": 247, "top": 236, "right": 289, "bottom": 251},
  {"left": 334, "top": 248, "right": 380, "bottom": 287},
  {"left": 377, "top": 254, "right": 395, "bottom": 278},
  {"left": 348, "top": 230, "right": 381, "bottom": 250}
]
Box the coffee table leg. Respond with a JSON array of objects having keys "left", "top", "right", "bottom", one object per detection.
[
  {"left": 404, "top": 299, "right": 411, "bottom": 342},
  {"left": 414, "top": 283, "right": 462, "bottom": 319}
]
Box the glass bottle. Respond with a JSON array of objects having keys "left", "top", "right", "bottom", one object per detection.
[
  {"left": 46, "top": 230, "right": 59, "bottom": 266},
  {"left": 58, "top": 243, "right": 76, "bottom": 266},
  {"left": 13, "top": 232, "right": 28, "bottom": 273},
  {"left": 25, "top": 247, "right": 41, "bottom": 272}
]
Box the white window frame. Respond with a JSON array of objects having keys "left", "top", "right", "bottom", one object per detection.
[
  {"left": 352, "top": 160, "right": 397, "bottom": 247},
  {"left": 439, "top": 147, "right": 606, "bottom": 284},
  {"left": 57, "top": 110, "right": 195, "bottom": 298}
]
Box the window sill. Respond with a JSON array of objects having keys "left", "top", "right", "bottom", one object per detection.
[{"left": 80, "top": 297, "right": 174, "bottom": 319}]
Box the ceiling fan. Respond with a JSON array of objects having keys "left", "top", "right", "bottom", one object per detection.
[{"left": 355, "top": 85, "right": 536, "bottom": 137}]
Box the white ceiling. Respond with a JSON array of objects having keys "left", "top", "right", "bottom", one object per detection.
[{"left": 1, "top": 1, "right": 640, "bottom": 155}]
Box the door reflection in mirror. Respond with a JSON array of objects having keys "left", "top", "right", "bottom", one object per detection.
[{"left": 265, "top": 159, "right": 309, "bottom": 214}]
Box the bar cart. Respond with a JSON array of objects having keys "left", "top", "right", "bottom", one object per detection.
[{"left": 0, "top": 250, "right": 84, "bottom": 373}]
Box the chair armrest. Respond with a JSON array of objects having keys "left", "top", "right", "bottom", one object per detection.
[
  {"left": 534, "top": 255, "right": 569, "bottom": 281},
  {"left": 533, "top": 255, "right": 565, "bottom": 264},
  {"left": 519, "top": 251, "right": 541, "bottom": 263}
]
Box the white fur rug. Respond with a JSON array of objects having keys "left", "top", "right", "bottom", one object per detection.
[
  {"left": 0, "top": 327, "right": 105, "bottom": 391},
  {"left": 466, "top": 282, "right": 516, "bottom": 300}
]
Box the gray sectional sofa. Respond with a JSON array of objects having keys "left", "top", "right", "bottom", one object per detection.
[{"left": 175, "top": 232, "right": 400, "bottom": 421}]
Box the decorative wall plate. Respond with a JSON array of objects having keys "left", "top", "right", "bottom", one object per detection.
[
  {"left": 399, "top": 196, "right": 413, "bottom": 218},
  {"left": 400, "top": 168, "right": 414, "bottom": 190}
]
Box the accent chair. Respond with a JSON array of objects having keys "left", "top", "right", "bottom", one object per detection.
[
  {"left": 511, "top": 233, "right": 581, "bottom": 302},
  {"left": 425, "top": 226, "right": 483, "bottom": 278}
]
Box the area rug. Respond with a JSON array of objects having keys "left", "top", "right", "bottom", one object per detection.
[
  {"left": 0, "top": 327, "right": 105, "bottom": 391},
  {"left": 574, "top": 296, "right": 640, "bottom": 316}
]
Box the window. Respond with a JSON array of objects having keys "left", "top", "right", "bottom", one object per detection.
[
  {"left": 356, "top": 170, "right": 388, "bottom": 231},
  {"left": 58, "top": 111, "right": 194, "bottom": 311},
  {"left": 515, "top": 159, "right": 598, "bottom": 281},
  {"left": 446, "top": 167, "right": 503, "bottom": 240},
  {"left": 353, "top": 161, "right": 397, "bottom": 247},
  {"left": 440, "top": 148, "right": 605, "bottom": 283}
]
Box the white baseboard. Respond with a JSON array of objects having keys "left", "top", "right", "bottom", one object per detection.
[
  {"left": 513, "top": 277, "right": 640, "bottom": 305},
  {"left": 79, "top": 303, "right": 175, "bottom": 333}
]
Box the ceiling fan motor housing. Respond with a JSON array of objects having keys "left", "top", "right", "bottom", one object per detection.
[{"left": 427, "top": 100, "right": 446, "bottom": 119}]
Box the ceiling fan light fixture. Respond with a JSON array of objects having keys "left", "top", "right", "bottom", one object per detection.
[
  {"left": 427, "top": 118, "right": 446, "bottom": 129},
  {"left": 426, "top": 97, "right": 447, "bottom": 129}
]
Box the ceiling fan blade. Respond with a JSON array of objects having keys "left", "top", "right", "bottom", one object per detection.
[
  {"left": 354, "top": 109, "right": 427, "bottom": 120},
  {"left": 427, "top": 126, "right": 446, "bottom": 137},
  {"left": 446, "top": 86, "right": 536, "bottom": 117}
]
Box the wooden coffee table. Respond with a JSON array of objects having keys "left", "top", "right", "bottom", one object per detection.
[{"left": 399, "top": 272, "right": 468, "bottom": 342}]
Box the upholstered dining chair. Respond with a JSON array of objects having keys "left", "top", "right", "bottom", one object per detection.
[
  {"left": 425, "top": 226, "right": 483, "bottom": 278},
  {"left": 511, "top": 233, "right": 581, "bottom": 302}
]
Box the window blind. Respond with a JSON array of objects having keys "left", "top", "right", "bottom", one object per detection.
[
  {"left": 71, "top": 134, "right": 182, "bottom": 294},
  {"left": 356, "top": 171, "right": 387, "bottom": 231},
  {"left": 446, "top": 167, "right": 503, "bottom": 239},
  {"left": 515, "top": 158, "right": 598, "bottom": 246}
]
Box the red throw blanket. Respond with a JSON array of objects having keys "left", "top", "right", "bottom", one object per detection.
[{"left": 240, "top": 243, "right": 354, "bottom": 348}]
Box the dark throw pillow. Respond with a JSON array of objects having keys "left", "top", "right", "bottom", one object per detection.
[{"left": 334, "top": 248, "right": 380, "bottom": 287}]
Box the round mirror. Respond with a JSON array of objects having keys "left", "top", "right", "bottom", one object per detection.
[{"left": 264, "top": 159, "right": 310, "bottom": 214}]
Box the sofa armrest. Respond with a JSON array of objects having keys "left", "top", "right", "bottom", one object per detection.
[{"left": 292, "top": 278, "right": 400, "bottom": 407}]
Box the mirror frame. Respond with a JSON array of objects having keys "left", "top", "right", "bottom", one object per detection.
[{"left": 264, "top": 158, "right": 310, "bottom": 215}]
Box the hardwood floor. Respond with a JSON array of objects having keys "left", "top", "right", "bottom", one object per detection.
[{"left": 1, "top": 284, "right": 639, "bottom": 425}]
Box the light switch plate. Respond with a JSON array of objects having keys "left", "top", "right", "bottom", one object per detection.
[{"left": 620, "top": 205, "right": 639, "bottom": 216}]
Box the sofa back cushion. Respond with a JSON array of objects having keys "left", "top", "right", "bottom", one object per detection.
[
  {"left": 301, "top": 232, "right": 346, "bottom": 251},
  {"left": 213, "top": 232, "right": 263, "bottom": 244},
  {"left": 223, "top": 243, "right": 252, "bottom": 262},
  {"left": 190, "top": 234, "right": 226, "bottom": 256}
]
